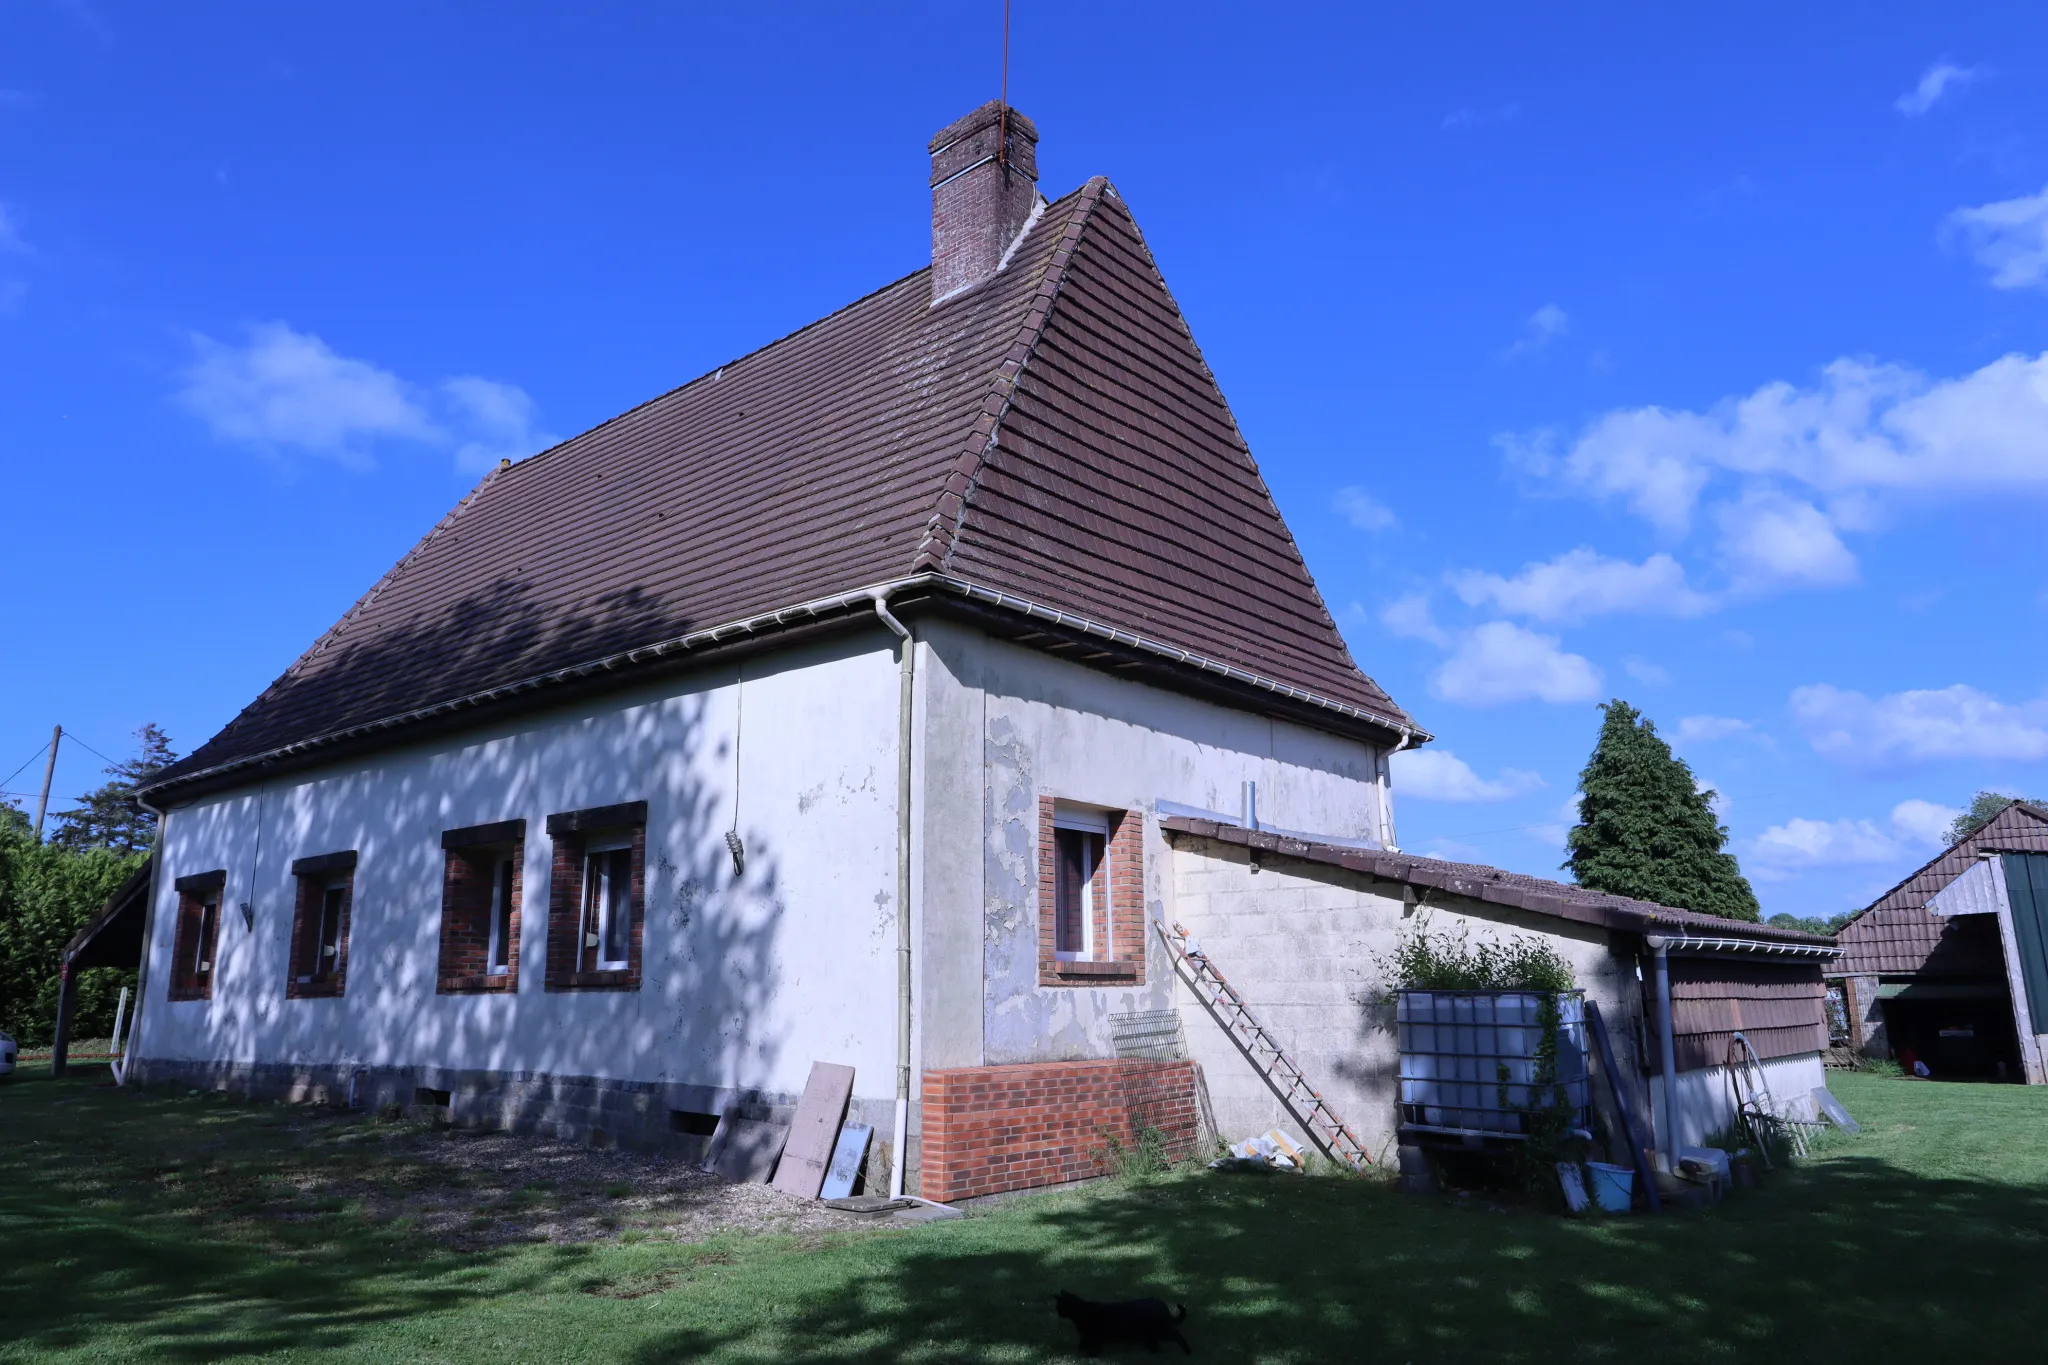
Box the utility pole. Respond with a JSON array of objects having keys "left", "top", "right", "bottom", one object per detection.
[{"left": 33, "top": 724, "right": 60, "bottom": 841}]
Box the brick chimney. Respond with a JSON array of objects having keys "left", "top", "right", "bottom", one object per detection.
[{"left": 928, "top": 100, "right": 1041, "bottom": 305}]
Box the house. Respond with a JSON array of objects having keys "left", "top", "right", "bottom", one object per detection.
[
  {"left": 1829, "top": 801, "right": 2048, "bottom": 1083},
  {"left": 128, "top": 101, "right": 1834, "bottom": 1199}
]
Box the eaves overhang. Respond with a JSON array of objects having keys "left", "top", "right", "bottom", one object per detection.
[{"left": 142, "top": 574, "right": 1424, "bottom": 806}]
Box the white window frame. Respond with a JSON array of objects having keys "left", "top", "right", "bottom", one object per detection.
[
  {"left": 1052, "top": 805, "right": 1112, "bottom": 962},
  {"left": 193, "top": 895, "right": 218, "bottom": 977},
  {"left": 581, "top": 839, "right": 633, "bottom": 972},
  {"left": 312, "top": 876, "right": 348, "bottom": 980},
  {"left": 485, "top": 856, "right": 514, "bottom": 977}
]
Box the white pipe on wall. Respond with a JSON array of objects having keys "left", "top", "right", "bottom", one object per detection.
[
  {"left": 1646, "top": 936, "right": 1678, "bottom": 1168},
  {"left": 871, "top": 592, "right": 916, "bottom": 1199}
]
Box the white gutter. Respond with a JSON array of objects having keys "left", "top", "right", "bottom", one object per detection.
[
  {"left": 1650, "top": 931, "right": 1836, "bottom": 960},
  {"left": 870, "top": 591, "right": 916, "bottom": 1200},
  {"left": 144, "top": 573, "right": 1423, "bottom": 804}
]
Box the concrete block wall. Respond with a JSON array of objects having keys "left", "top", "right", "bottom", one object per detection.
[
  {"left": 1167, "top": 834, "right": 1643, "bottom": 1161},
  {"left": 920, "top": 1059, "right": 1199, "bottom": 1201}
]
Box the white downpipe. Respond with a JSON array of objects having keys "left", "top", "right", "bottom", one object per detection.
[
  {"left": 123, "top": 798, "right": 171, "bottom": 1087},
  {"left": 872, "top": 592, "right": 915, "bottom": 1199},
  {"left": 1646, "top": 936, "right": 1678, "bottom": 1169},
  {"left": 1377, "top": 726, "right": 1413, "bottom": 851}
]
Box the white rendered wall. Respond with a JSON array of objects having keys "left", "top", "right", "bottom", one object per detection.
[
  {"left": 910, "top": 622, "right": 1394, "bottom": 1073},
  {"left": 134, "top": 635, "right": 904, "bottom": 1108},
  {"left": 1651, "top": 1053, "right": 1829, "bottom": 1153},
  {"left": 1167, "top": 840, "right": 1651, "bottom": 1158}
]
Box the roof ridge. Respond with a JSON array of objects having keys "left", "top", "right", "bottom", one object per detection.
[
  {"left": 249, "top": 459, "right": 511, "bottom": 707},
  {"left": 911, "top": 177, "right": 1110, "bottom": 574}
]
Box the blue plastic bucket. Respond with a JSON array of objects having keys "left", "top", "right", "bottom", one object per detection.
[{"left": 1587, "top": 1161, "right": 1634, "bottom": 1212}]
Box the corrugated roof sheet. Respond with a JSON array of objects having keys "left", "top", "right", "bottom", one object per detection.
[
  {"left": 1831, "top": 802, "right": 2048, "bottom": 977},
  {"left": 150, "top": 179, "right": 1411, "bottom": 796}
]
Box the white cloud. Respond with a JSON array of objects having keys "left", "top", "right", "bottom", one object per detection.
[
  {"left": 1749, "top": 798, "right": 1965, "bottom": 870},
  {"left": 1504, "top": 303, "right": 1569, "bottom": 359},
  {"left": 445, "top": 375, "right": 556, "bottom": 473},
  {"left": 0, "top": 202, "right": 27, "bottom": 254},
  {"left": 1431, "top": 621, "right": 1603, "bottom": 706},
  {"left": 1381, "top": 593, "right": 1449, "bottom": 648},
  {"left": 1674, "top": 715, "right": 1752, "bottom": 744},
  {"left": 1895, "top": 61, "right": 1981, "bottom": 117},
  {"left": 1715, "top": 489, "right": 1858, "bottom": 589},
  {"left": 1624, "top": 658, "right": 1670, "bottom": 686},
  {"left": 1948, "top": 185, "right": 2048, "bottom": 292},
  {"left": 180, "top": 323, "right": 438, "bottom": 461},
  {"left": 1791, "top": 682, "right": 2048, "bottom": 766},
  {"left": 1750, "top": 817, "right": 1901, "bottom": 868},
  {"left": 1451, "top": 548, "right": 1714, "bottom": 623},
  {"left": 179, "top": 322, "right": 549, "bottom": 472},
  {"left": 1391, "top": 748, "right": 1543, "bottom": 803},
  {"left": 1525, "top": 352, "right": 2048, "bottom": 545},
  {"left": 1334, "top": 486, "right": 1398, "bottom": 532},
  {"left": 1443, "top": 103, "right": 1521, "bottom": 131},
  {"left": 1890, "top": 798, "right": 1962, "bottom": 847}
]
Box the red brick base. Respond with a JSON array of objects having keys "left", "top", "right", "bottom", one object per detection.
[{"left": 921, "top": 1059, "right": 1201, "bottom": 1202}]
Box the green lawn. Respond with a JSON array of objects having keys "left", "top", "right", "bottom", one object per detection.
[{"left": 4, "top": 1065, "right": 2047, "bottom": 1362}]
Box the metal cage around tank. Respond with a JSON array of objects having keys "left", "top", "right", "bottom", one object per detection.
[{"left": 1396, "top": 989, "right": 1590, "bottom": 1140}]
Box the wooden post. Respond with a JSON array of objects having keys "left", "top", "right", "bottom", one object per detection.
[{"left": 33, "top": 724, "right": 61, "bottom": 841}]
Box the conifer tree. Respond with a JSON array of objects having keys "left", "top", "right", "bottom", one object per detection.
[
  {"left": 1565, "top": 700, "right": 1760, "bottom": 921},
  {"left": 48, "top": 724, "right": 176, "bottom": 854}
]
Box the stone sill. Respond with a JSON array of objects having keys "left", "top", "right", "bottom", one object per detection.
[
  {"left": 439, "top": 974, "right": 517, "bottom": 994},
  {"left": 1049, "top": 959, "right": 1141, "bottom": 980},
  {"left": 547, "top": 970, "right": 640, "bottom": 991}
]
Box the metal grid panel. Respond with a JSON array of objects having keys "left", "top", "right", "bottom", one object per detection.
[{"left": 1397, "top": 990, "right": 1590, "bottom": 1140}]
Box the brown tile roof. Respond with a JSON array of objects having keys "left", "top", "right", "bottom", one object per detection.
[
  {"left": 1829, "top": 801, "right": 2048, "bottom": 977},
  {"left": 148, "top": 180, "right": 1416, "bottom": 801},
  {"left": 1161, "top": 816, "right": 1837, "bottom": 950}
]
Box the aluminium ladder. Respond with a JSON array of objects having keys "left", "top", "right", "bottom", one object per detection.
[{"left": 1156, "top": 919, "right": 1373, "bottom": 1168}]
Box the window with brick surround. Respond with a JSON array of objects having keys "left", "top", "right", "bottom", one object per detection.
[
  {"left": 544, "top": 801, "right": 646, "bottom": 991},
  {"left": 436, "top": 819, "right": 526, "bottom": 994},
  {"left": 1037, "top": 797, "right": 1145, "bottom": 986},
  {"left": 286, "top": 849, "right": 356, "bottom": 999},
  {"left": 168, "top": 870, "right": 226, "bottom": 1001}
]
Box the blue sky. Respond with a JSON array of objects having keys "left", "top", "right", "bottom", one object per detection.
[{"left": 4, "top": 3, "right": 2046, "bottom": 919}]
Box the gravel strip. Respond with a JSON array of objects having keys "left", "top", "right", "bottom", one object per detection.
[{"left": 332, "top": 1125, "right": 875, "bottom": 1250}]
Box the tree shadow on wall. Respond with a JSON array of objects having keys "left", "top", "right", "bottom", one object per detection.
[{"left": 184, "top": 647, "right": 795, "bottom": 1134}]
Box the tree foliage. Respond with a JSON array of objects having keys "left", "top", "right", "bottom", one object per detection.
[
  {"left": 0, "top": 727, "right": 172, "bottom": 1045},
  {"left": 1565, "top": 700, "right": 1761, "bottom": 922},
  {"left": 0, "top": 804, "right": 142, "bottom": 1044},
  {"left": 48, "top": 723, "right": 176, "bottom": 854},
  {"left": 1379, "top": 916, "right": 1577, "bottom": 993},
  {"left": 1766, "top": 910, "right": 1857, "bottom": 936},
  {"left": 1947, "top": 791, "right": 2046, "bottom": 847}
]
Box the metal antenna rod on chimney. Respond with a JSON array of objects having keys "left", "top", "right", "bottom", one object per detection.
[{"left": 998, "top": 0, "right": 1011, "bottom": 173}]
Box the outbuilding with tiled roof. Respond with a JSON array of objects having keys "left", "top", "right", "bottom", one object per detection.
[{"left": 1829, "top": 800, "right": 2048, "bottom": 1083}]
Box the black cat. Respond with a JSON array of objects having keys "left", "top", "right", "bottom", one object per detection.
[{"left": 1054, "top": 1290, "right": 1191, "bottom": 1355}]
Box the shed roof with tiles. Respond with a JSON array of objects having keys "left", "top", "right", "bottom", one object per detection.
[
  {"left": 1829, "top": 801, "right": 2048, "bottom": 979},
  {"left": 146, "top": 144, "right": 1419, "bottom": 804}
]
